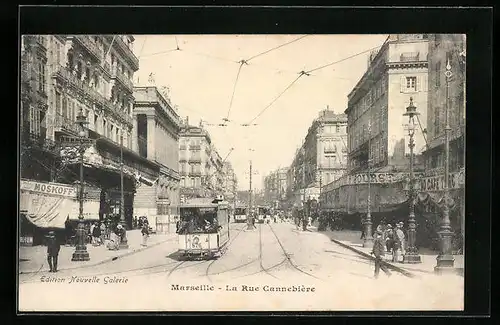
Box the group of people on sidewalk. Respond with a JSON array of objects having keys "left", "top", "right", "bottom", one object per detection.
[
  {"left": 368, "top": 220, "right": 407, "bottom": 279},
  {"left": 42, "top": 216, "right": 152, "bottom": 272},
  {"left": 361, "top": 218, "right": 407, "bottom": 263}
]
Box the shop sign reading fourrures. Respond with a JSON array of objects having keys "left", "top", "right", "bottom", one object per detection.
[{"left": 419, "top": 169, "right": 465, "bottom": 192}]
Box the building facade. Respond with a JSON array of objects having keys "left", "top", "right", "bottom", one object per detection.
[
  {"left": 133, "top": 86, "right": 182, "bottom": 223},
  {"left": 287, "top": 108, "right": 348, "bottom": 208},
  {"left": 320, "top": 34, "right": 431, "bottom": 234},
  {"left": 346, "top": 34, "right": 429, "bottom": 174},
  {"left": 419, "top": 34, "right": 466, "bottom": 251},
  {"left": 264, "top": 167, "right": 289, "bottom": 209},
  {"left": 178, "top": 118, "right": 225, "bottom": 199},
  {"left": 222, "top": 162, "right": 238, "bottom": 204},
  {"left": 20, "top": 35, "right": 165, "bottom": 234}
]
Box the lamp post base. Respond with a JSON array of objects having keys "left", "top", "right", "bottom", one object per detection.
[
  {"left": 403, "top": 252, "right": 422, "bottom": 264},
  {"left": 71, "top": 248, "right": 90, "bottom": 261},
  {"left": 434, "top": 254, "right": 455, "bottom": 274},
  {"left": 119, "top": 238, "right": 129, "bottom": 249},
  {"left": 363, "top": 237, "right": 374, "bottom": 249}
]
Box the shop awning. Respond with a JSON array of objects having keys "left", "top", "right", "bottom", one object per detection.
[{"left": 20, "top": 180, "right": 99, "bottom": 229}]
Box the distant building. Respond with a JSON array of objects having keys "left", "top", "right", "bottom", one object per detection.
[
  {"left": 287, "top": 107, "right": 348, "bottom": 208},
  {"left": 178, "top": 118, "right": 224, "bottom": 199},
  {"left": 222, "top": 161, "right": 238, "bottom": 203},
  {"left": 264, "top": 167, "right": 288, "bottom": 209}
]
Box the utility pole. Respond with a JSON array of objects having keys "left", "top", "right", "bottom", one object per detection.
[
  {"left": 119, "top": 124, "right": 129, "bottom": 248},
  {"left": 246, "top": 159, "right": 256, "bottom": 230},
  {"left": 435, "top": 59, "right": 455, "bottom": 273},
  {"left": 363, "top": 119, "right": 374, "bottom": 248}
]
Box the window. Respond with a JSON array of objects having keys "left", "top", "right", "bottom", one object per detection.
[
  {"left": 37, "top": 61, "right": 45, "bottom": 92},
  {"left": 29, "top": 106, "right": 41, "bottom": 135},
  {"left": 435, "top": 62, "right": 441, "bottom": 87},
  {"left": 336, "top": 125, "right": 340, "bottom": 133},
  {"left": 434, "top": 107, "right": 440, "bottom": 136},
  {"left": 55, "top": 91, "right": 61, "bottom": 115},
  {"left": 406, "top": 76, "right": 417, "bottom": 91}
]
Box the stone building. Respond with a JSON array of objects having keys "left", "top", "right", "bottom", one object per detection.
[
  {"left": 178, "top": 118, "right": 225, "bottom": 199},
  {"left": 264, "top": 167, "right": 288, "bottom": 209},
  {"left": 321, "top": 34, "right": 431, "bottom": 232},
  {"left": 133, "top": 86, "right": 182, "bottom": 224},
  {"left": 20, "top": 35, "right": 163, "bottom": 232},
  {"left": 418, "top": 34, "right": 466, "bottom": 251},
  {"left": 287, "top": 108, "right": 348, "bottom": 208}
]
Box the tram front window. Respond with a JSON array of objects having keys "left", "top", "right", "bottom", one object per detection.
[{"left": 178, "top": 207, "right": 218, "bottom": 234}]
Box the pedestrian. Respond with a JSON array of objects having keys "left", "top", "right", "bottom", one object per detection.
[
  {"left": 396, "top": 222, "right": 406, "bottom": 258},
  {"left": 385, "top": 224, "right": 394, "bottom": 253},
  {"left": 92, "top": 222, "right": 101, "bottom": 246},
  {"left": 141, "top": 223, "right": 150, "bottom": 247},
  {"left": 46, "top": 230, "right": 61, "bottom": 273},
  {"left": 133, "top": 216, "right": 138, "bottom": 229},
  {"left": 360, "top": 215, "right": 366, "bottom": 239},
  {"left": 100, "top": 222, "right": 106, "bottom": 245},
  {"left": 89, "top": 222, "right": 96, "bottom": 245},
  {"left": 371, "top": 230, "right": 392, "bottom": 278}
]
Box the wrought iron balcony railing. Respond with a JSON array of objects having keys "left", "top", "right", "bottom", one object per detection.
[
  {"left": 54, "top": 112, "right": 81, "bottom": 135},
  {"left": 111, "top": 68, "right": 134, "bottom": 93},
  {"left": 72, "top": 36, "right": 104, "bottom": 62},
  {"left": 400, "top": 52, "right": 420, "bottom": 62},
  {"left": 189, "top": 145, "right": 201, "bottom": 151},
  {"left": 52, "top": 65, "right": 133, "bottom": 127},
  {"left": 189, "top": 156, "right": 202, "bottom": 163},
  {"left": 114, "top": 36, "right": 139, "bottom": 70}
]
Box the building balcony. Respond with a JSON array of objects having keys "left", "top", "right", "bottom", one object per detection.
[
  {"left": 114, "top": 36, "right": 139, "bottom": 70},
  {"left": 52, "top": 65, "right": 133, "bottom": 127},
  {"left": 34, "top": 35, "right": 47, "bottom": 51},
  {"left": 400, "top": 52, "right": 420, "bottom": 62},
  {"left": 70, "top": 35, "right": 104, "bottom": 62},
  {"left": 189, "top": 145, "right": 201, "bottom": 151},
  {"left": 21, "top": 128, "right": 59, "bottom": 155},
  {"left": 189, "top": 156, "right": 202, "bottom": 163},
  {"left": 179, "top": 145, "right": 187, "bottom": 150},
  {"left": 54, "top": 112, "right": 81, "bottom": 136},
  {"left": 111, "top": 68, "right": 134, "bottom": 93},
  {"left": 179, "top": 156, "right": 187, "bottom": 162},
  {"left": 189, "top": 171, "right": 202, "bottom": 177}
]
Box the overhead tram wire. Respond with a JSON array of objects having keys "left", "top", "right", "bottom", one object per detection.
[
  {"left": 224, "top": 60, "right": 247, "bottom": 122},
  {"left": 245, "top": 35, "right": 309, "bottom": 63},
  {"left": 246, "top": 72, "right": 306, "bottom": 125},
  {"left": 304, "top": 44, "right": 384, "bottom": 75},
  {"left": 244, "top": 43, "right": 387, "bottom": 126}
]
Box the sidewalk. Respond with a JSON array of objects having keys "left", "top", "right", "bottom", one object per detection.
[
  {"left": 19, "top": 230, "right": 176, "bottom": 274},
  {"left": 313, "top": 229, "right": 464, "bottom": 277}
]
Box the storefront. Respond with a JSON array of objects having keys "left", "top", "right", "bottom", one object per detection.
[
  {"left": 19, "top": 179, "right": 100, "bottom": 246},
  {"left": 320, "top": 169, "right": 465, "bottom": 251}
]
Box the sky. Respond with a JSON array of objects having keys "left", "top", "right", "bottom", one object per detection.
[{"left": 132, "top": 34, "right": 389, "bottom": 191}]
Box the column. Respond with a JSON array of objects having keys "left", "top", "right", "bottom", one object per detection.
[
  {"left": 147, "top": 114, "right": 156, "bottom": 161},
  {"left": 131, "top": 114, "right": 139, "bottom": 153}
]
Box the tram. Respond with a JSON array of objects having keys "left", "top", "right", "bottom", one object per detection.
[
  {"left": 176, "top": 196, "right": 230, "bottom": 259},
  {"left": 233, "top": 203, "right": 248, "bottom": 223},
  {"left": 256, "top": 206, "right": 270, "bottom": 224}
]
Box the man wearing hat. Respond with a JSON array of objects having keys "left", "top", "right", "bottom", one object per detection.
[
  {"left": 384, "top": 224, "right": 394, "bottom": 253},
  {"left": 46, "top": 231, "right": 61, "bottom": 272},
  {"left": 371, "top": 230, "right": 392, "bottom": 278}
]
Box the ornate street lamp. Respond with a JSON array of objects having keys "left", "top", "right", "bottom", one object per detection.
[
  {"left": 403, "top": 97, "right": 422, "bottom": 264},
  {"left": 71, "top": 109, "right": 90, "bottom": 261},
  {"left": 363, "top": 119, "right": 374, "bottom": 248},
  {"left": 435, "top": 60, "right": 456, "bottom": 273},
  {"left": 119, "top": 125, "right": 129, "bottom": 249}
]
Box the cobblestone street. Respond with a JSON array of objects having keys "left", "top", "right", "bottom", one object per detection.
[{"left": 19, "top": 222, "right": 463, "bottom": 311}]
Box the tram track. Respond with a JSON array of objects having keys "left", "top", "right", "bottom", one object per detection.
[
  {"left": 267, "top": 223, "right": 323, "bottom": 281},
  {"left": 163, "top": 223, "right": 248, "bottom": 281}
]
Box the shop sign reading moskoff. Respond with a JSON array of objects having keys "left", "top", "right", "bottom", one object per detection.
[{"left": 20, "top": 180, "right": 77, "bottom": 198}]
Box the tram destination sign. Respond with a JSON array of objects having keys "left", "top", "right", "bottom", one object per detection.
[{"left": 59, "top": 136, "right": 96, "bottom": 147}]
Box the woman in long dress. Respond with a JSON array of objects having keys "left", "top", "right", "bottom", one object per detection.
[{"left": 141, "top": 223, "right": 150, "bottom": 247}]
